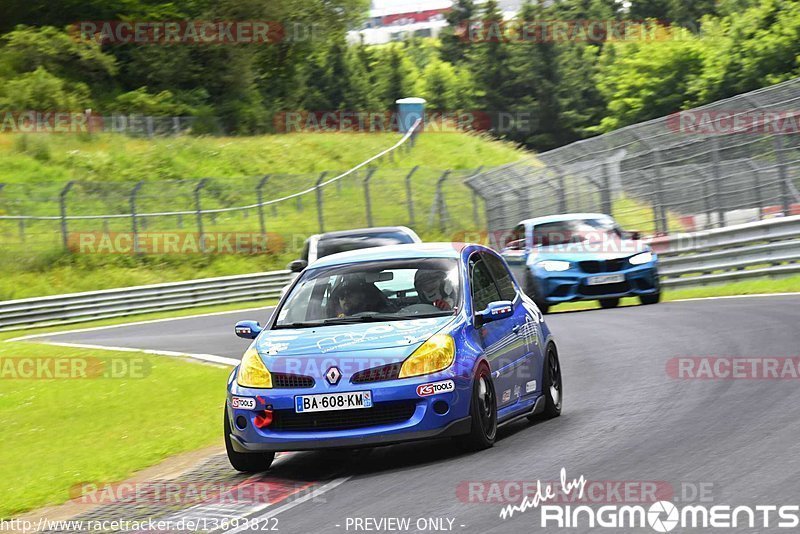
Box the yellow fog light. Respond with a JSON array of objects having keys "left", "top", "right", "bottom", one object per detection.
[
  {"left": 237, "top": 346, "right": 272, "bottom": 388},
  {"left": 399, "top": 334, "right": 455, "bottom": 378}
]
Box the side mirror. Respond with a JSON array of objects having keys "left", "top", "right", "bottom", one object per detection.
[
  {"left": 475, "top": 300, "right": 514, "bottom": 327},
  {"left": 504, "top": 239, "right": 525, "bottom": 251},
  {"left": 287, "top": 259, "right": 308, "bottom": 273},
  {"left": 628, "top": 231, "right": 642, "bottom": 241},
  {"left": 235, "top": 320, "right": 262, "bottom": 339}
]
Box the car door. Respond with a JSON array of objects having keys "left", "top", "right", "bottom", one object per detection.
[
  {"left": 468, "top": 253, "right": 519, "bottom": 408},
  {"left": 482, "top": 251, "right": 544, "bottom": 402}
]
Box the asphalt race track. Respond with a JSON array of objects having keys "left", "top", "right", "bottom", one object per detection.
[{"left": 31, "top": 295, "right": 800, "bottom": 533}]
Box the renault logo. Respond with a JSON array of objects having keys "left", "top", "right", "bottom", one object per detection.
[{"left": 325, "top": 366, "right": 342, "bottom": 385}]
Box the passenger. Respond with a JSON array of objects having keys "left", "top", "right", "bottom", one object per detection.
[{"left": 414, "top": 269, "right": 456, "bottom": 311}]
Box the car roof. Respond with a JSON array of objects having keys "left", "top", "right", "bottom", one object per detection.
[
  {"left": 317, "top": 226, "right": 420, "bottom": 240},
  {"left": 310, "top": 242, "right": 468, "bottom": 268},
  {"left": 519, "top": 213, "right": 612, "bottom": 226}
]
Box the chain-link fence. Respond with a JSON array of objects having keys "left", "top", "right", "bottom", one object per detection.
[
  {"left": 468, "top": 77, "right": 800, "bottom": 240},
  {"left": 0, "top": 166, "right": 487, "bottom": 257}
]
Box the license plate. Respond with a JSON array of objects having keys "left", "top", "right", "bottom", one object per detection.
[
  {"left": 295, "top": 391, "right": 372, "bottom": 413},
  {"left": 587, "top": 273, "right": 625, "bottom": 285}
]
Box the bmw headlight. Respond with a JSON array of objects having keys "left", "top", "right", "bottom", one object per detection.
[
  {"left": 537, "top": 260, "right": 571, "bottom": 272},
  {"left": 237, "top": 346, "right": 272, "bottom": 388},
  {"left": 399, "top": 334, "right": 455, "bottom": 378},
  {"left": 629, "top": 252, "right": 654, "bottom": 265}
]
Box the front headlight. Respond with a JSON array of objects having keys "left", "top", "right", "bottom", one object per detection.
[
  {"left": 537, "top": 260, "right": 571, "bottom": 272},
  {"left": 399, "top": 334, "right": 455, "bottom": 378},
  {"left": 629, "top": 251, "right": 654, "bottom": 265},
  {"left": 237, "top": 346, "right": 272, "bottom": 388}
]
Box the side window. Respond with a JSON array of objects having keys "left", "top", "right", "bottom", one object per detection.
[
  {"left": 301, "top": 240, "right": 310, "bottom": 262},
  {"left": 470, "top": 256, "right": 502, "bottom": 312},
  {"left": 482, "top": 253, "right": 517, "bottom": 301}
]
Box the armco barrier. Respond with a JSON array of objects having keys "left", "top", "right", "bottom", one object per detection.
[
  {"left": 654, "top": 215, "right": 800, "bottom": 287},
  {"left": 0, "top": 270, "right": 293, "bottom": 331},
  {"left": 2, "top": 216, "right": 798, "bottom": 331}
]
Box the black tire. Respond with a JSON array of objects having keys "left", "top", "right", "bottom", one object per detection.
[
  {"left": 524, "top": 272, "right": 550, "bottom": 314},
  {"left": 640, "top": 292, "right": 661, "bottom": 305},
  {"left": 457, "top": 363, "right": 497, "bottom": 451},
  {"left": 529, "top": 344, "right": 562, "bottom": 421},
  {"left": 599, "top": 297, "right": 620, "bottom": 309},
  {"left": 224, "top": 408, "right": 275, "bottom": 472}
]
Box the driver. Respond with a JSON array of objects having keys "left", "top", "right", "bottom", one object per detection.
[
  {"left": 414, "top": 269, "right": 456, "bottom": 311},
  {"left": 330, "top": 277, "right": 381, "bottom": 317}
]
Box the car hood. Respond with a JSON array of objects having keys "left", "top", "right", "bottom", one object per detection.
[
  {"left": 256, "top": 316, "right": 454, "bottom": 358},
  {"left": 528, "top": 240, "right": 650, "bottom": 263}
]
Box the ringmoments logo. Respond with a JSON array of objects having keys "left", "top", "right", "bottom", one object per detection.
[{"left": 498, "top": 468, "right": 799, "bottom": 531}]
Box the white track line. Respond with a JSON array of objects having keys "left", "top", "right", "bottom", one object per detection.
[
  {"left": 34, "top": 340, "right": 240, "bottom": 367},
  {"left": 672, "top": 291, "right": 800, "bottom": 302},
  {"left": 5, "top": 305, "right": 274, "bottom": 342},
  {"left": 222, "top": 476, "right": 352, "bottom": 534}
]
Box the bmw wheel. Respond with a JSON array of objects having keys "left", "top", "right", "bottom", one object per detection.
[
  {"left": 224, "top": 408, "right": 275, "bottom": 472},
  {"left": 530, "top": 344, "right": 562, "bottom": 421},
  {"left": 640, "top": 292, "right": 661, "bottom": 305},
  {"left": 458, "top": 363, "right": 497, "bottom": 451},
  {"left": 524, "top": 272, "right": 550, "bottom": 314},
  {"left": 599, "top": 297, "right": 620, "bottom": 309}
]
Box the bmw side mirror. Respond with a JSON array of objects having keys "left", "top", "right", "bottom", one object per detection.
[
  {"left": 235, "top": 320, "right": 262, "bottom": 339},
  {"left": 288, "top": 259, "right": 308, "bottom": 273},
  {"left": 475, "top": 300, "right": 514, "bottom": 327}
]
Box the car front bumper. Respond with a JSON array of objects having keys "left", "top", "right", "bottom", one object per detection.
[
  {"left": 532, "top": 264, "right": 660, "bottom": 303},
  {"left": 227, "top": 372, "right": 472, "bottom": 453}
]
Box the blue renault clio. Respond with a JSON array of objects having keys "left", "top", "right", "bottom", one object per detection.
[
  {"left": 225, "top": 243, "right": 562, "bottom": 472},
  {"left": 501, "top": 213, "right": 660, "bottom": 313}
]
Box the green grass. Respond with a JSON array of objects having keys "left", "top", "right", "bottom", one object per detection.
[
  {"left": 0, "top": 131, "right": 525, "bottom": 300},
  {"left": 0, "top": 340, "right": 230, "bottom": 518}
]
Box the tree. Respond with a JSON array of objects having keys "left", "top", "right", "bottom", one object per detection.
[{"left": 439, "top": 0, "right": 476, "bottom": 64}]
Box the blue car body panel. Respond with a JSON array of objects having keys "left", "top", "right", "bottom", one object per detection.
[
  {"left": 226, "top": 243, "right": 554, "bottom": 452},
  {"left": 502, "top": 214, "right": 660, "bottom": 304}
]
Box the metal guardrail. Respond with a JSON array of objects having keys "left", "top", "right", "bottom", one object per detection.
[
  {"left": 2, "top": 216, "right": 798, "bottom": 331},
  {"left": 655, "top": 215, "right": 800, "bottom": 287},
  {"left": 0, "top": 270, "right": 293, "bottom": 331}
]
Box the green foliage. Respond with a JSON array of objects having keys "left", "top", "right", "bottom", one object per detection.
[
  {"left": 0, "top": 0, "right": 798, "bottom": 147},
  {"left": 0, "top": 66, "right": 91, "bottom": 110}
]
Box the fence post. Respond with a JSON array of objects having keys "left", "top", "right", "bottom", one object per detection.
[
  {"left": 363, "top": 168, "right": 376, "bottom": 227},
  {"left": 404, "top": 165, "right": 419, "bottom": 226},
  {"left": 743, "top": 161, "right": 764, "bottom": 220},
  {"left": 436, "top": 170, "right": 451, "bottom": 234},
  {"left": 556, "top": 168, "right": 567, "bottom": 213},
  {"left": 601, "top": 162, "right": 612, "bottom": 215},
  {"left": 18, "top": 220, "right": 25, "bottom": 243},
  {"left": 256, "top": 175, "right": 270, "bottom": 236},
  {"left": 130, "top": 181, "right": 144, "bottom": 255},
  {"left": 710, "top": 137, "right": 726, "bottom": 227},
  {"left": 60, "top": 181, "right": 75, "bottom": 250},
  {"left": 315, "top": 171, "right": 328, "bottom": 233},
  {"left": 774, "top": 134, "right": 792, "bottom": 216},
  {"left": 650, "top": 151, "right": 668, "bottom": 234},
  {"left": 194, "top": 179, "right": 208, "bottom": 253}
]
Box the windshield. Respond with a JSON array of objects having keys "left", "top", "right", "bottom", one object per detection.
[
  {"left": 533, "top": 218, "right": 621, "bottom": 247},
  {"left": 316, "top": 232, "right": 416, "bottom": 259},
  {"left": 274, "top": 258, "right": 460, "bottom": 328}
]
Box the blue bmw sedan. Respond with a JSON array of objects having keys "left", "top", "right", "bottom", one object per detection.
[
  {"left": 224, "top": 243, "right": 562, "bottom": 472},
  {"left": 501, "top": 214, "right": 661, "bottom": 313}
]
